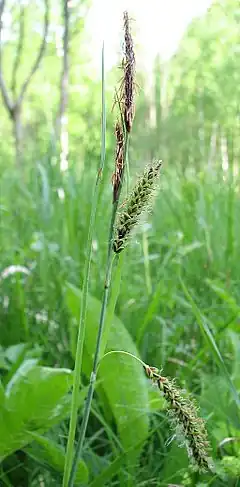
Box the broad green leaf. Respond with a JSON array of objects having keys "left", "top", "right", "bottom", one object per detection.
[
  {"left": 25, "top": 433, "right": 88, "bottom": 484},
  {"left": 0, "top": 360, "right": 73, "bottom": 460},
  {"left": 66, "top": 283, "right": 149, "bottom": 453}
]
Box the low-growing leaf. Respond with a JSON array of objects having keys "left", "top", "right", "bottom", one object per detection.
[{"left": 0, "top": 360, "right": 73, "bottom": 460}]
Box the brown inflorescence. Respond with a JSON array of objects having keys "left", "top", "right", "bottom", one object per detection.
[
  {"left": 145, "top": 365, "right": 211, "bottom": 472},
  {"left": 112, "top": 120, "right": 124, "bottom": 203},
  {"left": 113, "top": 161, "right": 162, "bottom": 253},
  {"left": 121, "top": 11, "right": 136, "bottom": 133}
]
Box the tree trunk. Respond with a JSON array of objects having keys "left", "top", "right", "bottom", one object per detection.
[
  {"left": 0, "top": 0, "right": 49, "bottom": 167},
  {"left": 57, "top": 0, "right": 70, "bottom": 172},
  {"left": 12, "top": 104, "right": 22, "bottom": 166}
]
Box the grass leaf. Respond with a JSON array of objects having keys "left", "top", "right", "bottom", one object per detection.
[{"left": 180, "top": 275, "right": 240, "bottom": 410}]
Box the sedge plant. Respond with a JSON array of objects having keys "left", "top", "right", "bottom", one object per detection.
[
  {"left": 64, "top": 11, "right": 211, "bottom": 486},
  {"left": 63, "top": 12, "right": 138, "bottom": 485}
]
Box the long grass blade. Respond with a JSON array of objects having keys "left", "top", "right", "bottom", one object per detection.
[
  {"left": 62, "top": 42, "right": 106, "bottom": 486},
  {"left": 180, "top": 275, "right": 240, "bottom": 410}
]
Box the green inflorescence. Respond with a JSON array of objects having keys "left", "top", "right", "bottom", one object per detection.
[
  {"left": 113, "top": 161, "right": 162, "bottom": 253},
  {"left": 145, "top": 365, "right": 211, "bottom": 472}
]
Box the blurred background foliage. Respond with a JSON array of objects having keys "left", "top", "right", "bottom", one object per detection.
[{"left": 0, "top": 0, "right": 240, "bottom": 485}]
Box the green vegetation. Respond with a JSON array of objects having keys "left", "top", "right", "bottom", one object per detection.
[{"left": 0, "top": 0, "right": 239, "bottom": 485}]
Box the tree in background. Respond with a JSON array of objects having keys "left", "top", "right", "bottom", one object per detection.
[
  {"left": 56, "top": 0, "right": 70, "bottom": 172},
  {"left": 0, "top": 0, "right": 49, "bottom": 166},
  {"left": 164, "top": 0, "right": 239, "bottom": 173},
  {"left": 0, "top": 0, "right": 238, "bottom": 176}
]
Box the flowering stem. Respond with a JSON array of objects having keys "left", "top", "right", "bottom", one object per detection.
[{"left": 68, "top": 128, "right": 130, "bottom": 487}]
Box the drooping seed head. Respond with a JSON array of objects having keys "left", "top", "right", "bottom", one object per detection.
[
  {"left": 113, "top": 161, "right": 162, "bottom": 253},
  {"left": 145, "top": 365, "right": 211, "bottom": 472}
]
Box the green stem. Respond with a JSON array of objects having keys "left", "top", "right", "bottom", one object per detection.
[
  {"left": 98, "top": 350, "right": 147, "bottom": 371},
  {"left": 62, "top": 44, "right": 106, "bottom": 487},
  {"left": 68, "top": 124, "right": 130, "bottom": 487},
  {"left": 100, "top": 252, "right": 123, "bottom": 357},
  {"left": 68, "top": 224, "right": 115, "bottom": 486}
]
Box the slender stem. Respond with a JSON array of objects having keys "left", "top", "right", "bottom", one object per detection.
[
  {"left": 68, "top": 227, "right": 115, "bottom": 486},
  {"left": 98, "top": 350, "right": 147, "bottom": 371},
  {"left": 62, "top": 44, "right": 106, "bottom": 487},
  {"left": 68, "top": 115, "right": 130, "bottom": 487},
  {"left": 99, "top": 252, "right": 123, "bottom": 357}
]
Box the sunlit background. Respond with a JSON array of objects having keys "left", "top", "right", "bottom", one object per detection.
[
  {"left": 0, "top": 0, "right": 240, "bottom": 485},
  {"left": 87, "top": 0, "right": 212, "bottom": 72}
]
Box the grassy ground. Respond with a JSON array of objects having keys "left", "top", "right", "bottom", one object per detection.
[{"left": 0, "top": 154, "right": 239, "bottom": 485}]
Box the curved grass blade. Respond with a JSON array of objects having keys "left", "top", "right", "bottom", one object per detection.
[
  {"left": 180, "top": 275, "right": 240, "bottom": 410},
  {"left": 62, "top": 42, "right": 106, "bottom": 486}
]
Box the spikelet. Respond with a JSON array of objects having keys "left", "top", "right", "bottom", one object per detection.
[
  {"left": 117, "top": 11, "right": 136, "bottom": 133},
  {"left": 145, "top": 366, "right": 211, "bottom": 472},
  {"left": 113, "top": 161, "right": 162, "bottom": 253},
  {"left": 112, "top": 120, "right": 124, "bottom": 203}
]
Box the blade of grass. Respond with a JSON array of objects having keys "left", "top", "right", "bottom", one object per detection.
[
  {"left": 183, "top": 312, "right": 239, "bottom": 372},
  {"left": 179, "top": 275, "right": 240, "bottom": 410},
  {"left": 62, "top": 42, "right": 106, "bottom": 486},
  {"left": 205, "top": 278, "right": 240, "bottom": 314}
]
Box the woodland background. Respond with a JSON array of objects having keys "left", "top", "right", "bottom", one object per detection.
[{"left": 0, "top": 0, "right": 239, "bottom": 485}]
